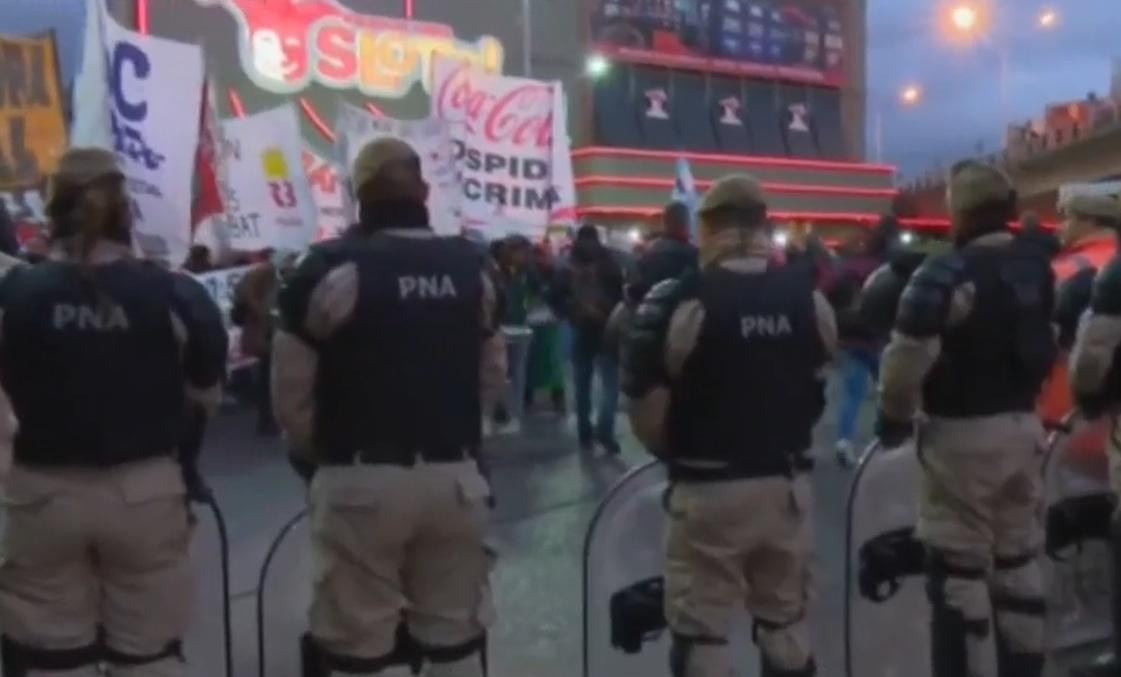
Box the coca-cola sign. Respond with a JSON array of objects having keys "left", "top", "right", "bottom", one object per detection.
[
  {"left": 434, "top": 64, "right": 552, "bottom": 150},
  {"left": 431, "top": 56, "right": 575, "bottom": 238},
  {"left": 195, "top": 0, "right": 504, "bottom": 98}
]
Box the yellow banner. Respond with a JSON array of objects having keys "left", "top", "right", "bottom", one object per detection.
[{"left": 0, "top": 32, "right": 67, "bottom": 190}]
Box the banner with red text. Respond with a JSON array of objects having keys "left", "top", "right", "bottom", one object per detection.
[{"left": 432, "top": 57, "right": 575, "bottom": 239}]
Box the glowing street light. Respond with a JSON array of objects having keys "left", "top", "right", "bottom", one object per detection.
[
  {"left": 1038, "top": 9, "right": 1058, "bottom": 29},
  {"left": 950, "top": 4, "right": 979, "bottom": 32},
  {"left": 585, "top": 54, "right": 610, "bottom": 78},
  {"left": 900, "top": 84, "right": 922, "bottom": 105}
]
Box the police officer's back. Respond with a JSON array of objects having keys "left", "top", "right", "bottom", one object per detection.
[
  {"left": 273, "top": 138, "right": 505, "bottom": 677},
  {"left": 623, "top": 175, "right": 837, "bottom": 677},
  {"left": 0, "top": 148, "right": 227, "bottom": 677},
  {"left": 877, "top": 161, "right": 1057, "bottom": 677}
]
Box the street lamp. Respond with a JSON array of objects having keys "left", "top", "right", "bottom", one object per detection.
[
  {"left": 874, "top": 84, "right": 923, "bottom": 162},
  {"left": 586, "top": 54, "right": 610, "bottom": 78},
  {"left": 1038, "top": 8, "right": 1059, "bottom": 29},
  {"left": 900, "top": 85, "right": 922, "bottom": 106},
  {"left": 950, "top": 4, "right": 979, "bottom": 32}
]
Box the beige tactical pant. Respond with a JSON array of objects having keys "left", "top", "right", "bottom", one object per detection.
[
  {"left": 0, "top": 457, "right": 192, "bottom": 677},
  {"left": 665, "top": 474, "right": 814, "bottom": 676},
  {"left": 309, "top": 461, "right": 493, "bottom": 677},
  {"left": 916, "top": 413, "right": 1046, "bottom": 677}
]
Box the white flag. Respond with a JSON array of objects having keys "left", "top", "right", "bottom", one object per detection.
[{"left": 69, "top": 0, "right": 112, "bottom": 148}]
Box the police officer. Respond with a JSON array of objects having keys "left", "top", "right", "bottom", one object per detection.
[
  {"left": 0, "top": 148, "right": 228, "bottom": 676},
  {"left": 623, "top": 175, "right": 837, "bottom": 677},
  {"left": 877, "top": 161, "right": 1057, "bottom": 677},
  {"left": 273, "top": 138, "right": 506, "bottom": 677},
  {"left": 1068, "top": 195, "right": 1121, "bottom": 677}
]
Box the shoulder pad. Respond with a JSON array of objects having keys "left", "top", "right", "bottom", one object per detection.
[
  {"left": 1055, "top": 266, "right": 1096, "bottom": 349},
  {"left": 1092, "top": 254, "right": 1121, "bottom": 315},
  {"left": 888, "top": 250, "right": 927, "bottom": 278},
  {"left": 621, "top": 271, "right": 699, "bottom": 398},
  {"left": 894, "top": 253, "right": 966, "bottom": 338},
  {"left": 858, "top": 263, "right": 908, "bottom": 337},
  {"left": 278, "top": 245, "right": 343, "bottom": 340}
]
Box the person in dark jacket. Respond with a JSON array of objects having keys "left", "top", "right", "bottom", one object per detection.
[
  {"left": 825, "top": 215, "right": 899, "bottom": 464},
  {"left": 627, "top": 202, "right": 699, "bottom": 305},
  {"left": 553, "top": 224, "right": 625, "bottom": 453}
]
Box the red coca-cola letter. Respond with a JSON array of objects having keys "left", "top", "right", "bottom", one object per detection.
[{"left": 484, "top": 85, "right": 552, "bottom": 148}]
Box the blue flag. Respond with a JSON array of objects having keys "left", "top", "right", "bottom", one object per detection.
[{"left": 671, "top": 157, "right": 699, "bottom": 243}]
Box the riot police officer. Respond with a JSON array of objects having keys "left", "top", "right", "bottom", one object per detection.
[
  {"left": 0, "top": 148, "right": 228, "bottom": 676},
  {"left": 273, "top": 138, "right": 506, "bottom": 677},
  {"left": 1068, "top": 197, "right": 1121, "bottom": 677},
  {"left": 877, "top": 160, "right": 1057, "bottom": 677},
  {"left": 623, "top": 175, "right": 837, "bottom": 677}
]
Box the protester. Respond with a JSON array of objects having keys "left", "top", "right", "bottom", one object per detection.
[
  {"left": 626, "top": 201, "right": 699, "bottom": 304},
  {"left": 552, "top": 224, "right": 625, "bottom": 453},
  {"left": 232, "top": 250, "right": 293, "bottom": 436},
  {"left": 525, "top": 241, "right": 566, "bottom": 414},
  {"left": 0, "top": 148, "right": 227, "bottom": 677},
  {"left": 494, "top": 234, "right": 536, "bottom": 430},
  {"left": 785, "top": 220, "right": 834, "bottom": 284},
  {"left": 183, "top": 244, "right": 215, "bottom": 273},
  {"left": 825, "top": 215, "right": 899, "bottom": 464},
  {"left": 273, "top": 137, "right": 504, "bottom": 677}
]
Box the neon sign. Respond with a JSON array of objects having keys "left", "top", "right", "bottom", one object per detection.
[{"left": 196, "top": 0, "right": 504, "bottom": 98}]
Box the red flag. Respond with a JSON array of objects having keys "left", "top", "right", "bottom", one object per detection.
[{"left": 192, "top": 80, "right": 224, "bottom": 234}]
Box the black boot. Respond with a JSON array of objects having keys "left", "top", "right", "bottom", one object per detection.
[
  {"left": 760, "top": 656, "right": 816, "bottom": 677},
  {"left": 1069, "top": 516, "right": 1121, "bottom": 677}
]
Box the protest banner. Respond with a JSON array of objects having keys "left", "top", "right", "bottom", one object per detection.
[
  {"left": 335, "top": 103, "right": 462, "bottom": 236},
  {"left": 100, "top": 5, "right": 204, "bottom": 266},
  {"left": 431, "top": 57, "right": 576, "bottom": 239},
  {"left": 216, "top": 105, "right": 318, "bottom": 251},
  {"left": 0, "top": 32, "right": 67, "bottom": 190},
  {"left": 191, "top": 264, "right": 255, "bottom": 370},
  {"left": 302, "top": 149, "right": 349, "bottom": 240}
]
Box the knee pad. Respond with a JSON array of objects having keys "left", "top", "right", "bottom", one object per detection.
[
  {"left": 991, "top": 553, "right": 1045, "bottom": 677},
  {"left": 413, "top": 635, "right": 487, "bottom": 677},
  {"left": 752, "top": 617, "right": 813, "bottom": 675},
  {"left": 610, "top": 576, "right": 667, "bottom": 653},
  {"left": 103, "top": 639, "right": 183, "bottom": 671},
  {"left": 301, "top": 632, "right": 420, "bottom": 677},
  {"left": 669, "top": 633, "right": 729, "bottom": 677},
  {"left": 1, "top": 636, "right": 101, "bottom": 677},
  {"left": 925, "top": 550, "right": 991, "bottom": 677}
]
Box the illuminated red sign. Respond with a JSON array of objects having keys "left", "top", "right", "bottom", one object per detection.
[{"left": 196, "top": 0, "right": 505, "bottom": 98}]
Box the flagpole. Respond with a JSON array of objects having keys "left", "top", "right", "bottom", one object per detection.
[{"left": 522, "top": 0, "right": 533, "bottom": 77}]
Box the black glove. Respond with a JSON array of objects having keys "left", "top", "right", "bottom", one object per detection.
[
  {"left": 289, "top": 454, "right": 317, "bottom": 485},
  {"left": 178, "top": 403, "right": 212, "bottom": 503},
  {"left": 875, "top": 414, "right": 913, "bottom": 448},
  {"left": 181, "top": 461, "right": 213, "bottom": 503}
]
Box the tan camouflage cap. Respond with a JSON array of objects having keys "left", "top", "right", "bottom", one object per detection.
[
  {"left": 53, "top": 147, "right": 122, "bottom": 185},
  {"left": 699, "top": 174, "right": 766, "bottom": 215},
  {"left": 1064, "top": 194, "right": 1121, "bottom": 223},
  {"left": 351, "top": 137, "right": 420, "bottom": 196},
  {"left": 946, "top": 160, "right": 1014, "bottom": 214}
]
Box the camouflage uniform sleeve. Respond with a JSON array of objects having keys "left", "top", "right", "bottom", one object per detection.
[
  {"left": 169, "top": 273, "right": 230, "bottom": 413},
  {"left": 878, "top": 254, "right": 973, "bottom": 422},
  {"left": 274, "top": 248, "right": 357, "bottom": 459},
  {"left": 1070, "top": 255, "right": 1121, "bottom": 401}
]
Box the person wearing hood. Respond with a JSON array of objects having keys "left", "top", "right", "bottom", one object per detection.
[
  {"left": 552, "top": 224, "right": 625, "bottom": 453},
  {"left": 272, "top": 138, "right": 505, "bottom": 677}
]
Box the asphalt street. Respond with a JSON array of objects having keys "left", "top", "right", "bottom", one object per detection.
[{"left": 146, "top": 382, "right": 1103, "bottom": 676}]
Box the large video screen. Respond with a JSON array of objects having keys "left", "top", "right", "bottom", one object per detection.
[{"left": 590, "top": 0, "right": 846, "bottom": 87}]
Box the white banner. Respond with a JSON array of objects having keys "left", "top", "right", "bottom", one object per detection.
[
  {"left": 432, "top": 57, "right": 576, "bottom": 239},
  {"left": 191, "top": 265, "right": 255, "bottom": 370},
  {"left": 336, "top": 103, "right": 462, "bottom": 236},
  {"left": 101, "top": 5, "right": 203, "bottom": 266},
  {"left": 302, "top": 149, "right": 349, "bottom": 241},
  {"left": 217, "top": 105, "right": 318, "bottom": 251}
]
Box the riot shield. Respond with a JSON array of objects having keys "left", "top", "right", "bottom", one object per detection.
[
  {"left": 1042, "top": 413, "right": 1113, "bottom": 654},
  {"left": 843, "top": 440, "right": 928, "bottom": 677},
  {"left": 256, "top": 509, "right": 312, "bottom": 677},
  {"left": 184, "top": 496, "right": 233, "bottom": 677},
  {"left": 582, "top": 461, "right": 758, "bottom": 677}
]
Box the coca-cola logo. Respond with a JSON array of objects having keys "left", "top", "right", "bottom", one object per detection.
[{"left": 435, "top": 65, "right": 553, "bottom": 149}]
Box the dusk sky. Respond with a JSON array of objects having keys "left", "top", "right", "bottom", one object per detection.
[
  {"left": 869, "top": 0, "right": 1119, "bottom": 178},
  {"left": 3, "top": 0, "right": 1118, "bottom": 180}
]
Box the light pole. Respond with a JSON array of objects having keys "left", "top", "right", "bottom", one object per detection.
[{"left": 874, "top": 84, "right": 923, "bottom": 163}]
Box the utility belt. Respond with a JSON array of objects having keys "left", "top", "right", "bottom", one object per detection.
[
  {"left": 669, "top": 451, "right": 814, "bottom": 483},
  {"left": 321, "top": 443, "right": 474, "bottom": 468}
]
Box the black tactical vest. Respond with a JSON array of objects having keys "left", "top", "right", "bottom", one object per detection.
[
  {"left": 314, "top": 235, "right": 484, "bottom": 463},
  {"left": 667, "top": 264, "right": 826, "bottom": 482},
  {"left": 923, "top": 239, "right": 1056, "bottom": 417},
  {"left": 0, "top": 261, "right": 185, "bottom": 468}
]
